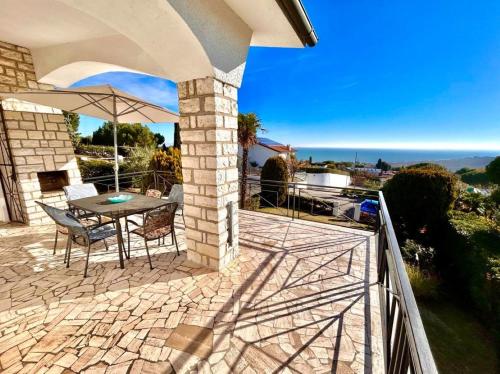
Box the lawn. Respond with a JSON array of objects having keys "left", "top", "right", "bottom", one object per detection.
[{"left": 419, "top": 300, "right": 499, "bottom": 373}]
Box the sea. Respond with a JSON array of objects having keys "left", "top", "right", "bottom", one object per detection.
[{"left": 295, "top": 148, "right": 499, "bottom": 165}]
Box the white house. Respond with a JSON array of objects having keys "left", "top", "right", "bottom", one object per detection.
[{"left": 239, "top": 137, "right": 294, "bottom": 167}]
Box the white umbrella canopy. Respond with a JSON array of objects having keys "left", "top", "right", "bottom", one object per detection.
[{"left": 0, "top": 85, "right": 179, "bottom": 192}]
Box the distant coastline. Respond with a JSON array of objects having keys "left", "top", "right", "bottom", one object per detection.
[{"left": 295, "top": 147, "right": 499, "bottom": 171}]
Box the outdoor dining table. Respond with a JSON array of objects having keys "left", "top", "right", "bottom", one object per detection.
[{"left": 67, "top": 191, "right": 172, "bottom": 269}]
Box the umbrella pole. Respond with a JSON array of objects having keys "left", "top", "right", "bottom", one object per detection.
[{"left": 113, "top": 96, "right": 119, "bottom": 192}]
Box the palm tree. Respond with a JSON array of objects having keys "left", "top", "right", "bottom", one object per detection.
[{"left": 238, "top": 113, "right": 264, "bottom": 208}]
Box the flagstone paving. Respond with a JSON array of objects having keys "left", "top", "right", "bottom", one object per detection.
[{"left": 0, "top": 210, "right": 382, "bottom": 373}]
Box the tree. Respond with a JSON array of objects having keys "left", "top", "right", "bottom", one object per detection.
[
  {"left": 486, "top": 156, "right": 500, "bottom": 185},
  {"left": 154, "top": 132, "right": 165, "bottom": 146},
  {"left": 238, "top": 113, "right": 264, "bottom": 208},
  {"left": 173, "top": 122, "right": 181, "bottom": 149},
  {"left": 376, "top": 158, "right": 391, "bottom": 172},
  {"left": 260, "top": 156, "right": 289, "bottom": 207},
  {"left": 92, "top": 122, "right": 156, "bottom": 148},
  {"left": 288, "top": 153, "right": 306, "bottom": 181},
  {"left": 63, "top": 110, "right": 80, "bottom": 146}
]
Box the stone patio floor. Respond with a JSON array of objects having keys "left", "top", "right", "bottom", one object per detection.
[{"left": 0, "top": 210, "right": 383, "bottom": 373}]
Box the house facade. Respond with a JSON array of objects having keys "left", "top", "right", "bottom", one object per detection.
[{"left": 238, "top": 137, "right": 294, "bottom": 167}]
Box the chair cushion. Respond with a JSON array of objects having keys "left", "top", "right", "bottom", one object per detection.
[{"left": 56, "top": 218, "right": 98, "bottom": 234}]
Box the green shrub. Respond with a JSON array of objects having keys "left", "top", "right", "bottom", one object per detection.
[
  {"left": 459, "top": 169, "right": 490, "bottom": 186},
  {"left": 455, "top": 191, "right": 497, "bottom": 218},
  {"left": 491, "top": 188, "right": 500, "bottom": 206},
  {"left": 401, "top": 239, "right": 435, "bottom": 270},
  {"left": 122, "top": 146, "right": 155, "bottom": 174},
  {"left": 407, "top": 162, "right": 448, "bottom": 172},
  {"left": 486, "top": 156, "right": 500, "bottom": 184},
  {"left": 77, "top": 158, "right": 114, "bottom": 179},
  {"left": 406, "top": 265, "right": 440, "bottom": 300},
  {"left": 442, "top": 211, "right": 500, "bottom": 341},
  {"left": 456, "top": 167, "right": 474, "bottom": 175},
  {"left": 260, "top": 156, "right": 289, "bottom": 207},
  {"left": 383, "top": 167, "right": 458, "bottom": 241},
  {"left": 75, "top": 144, "right": 131, "bottom": 158}
]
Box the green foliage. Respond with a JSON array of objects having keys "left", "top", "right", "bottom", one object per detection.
[
  {"left": 63, "top": 110, "right": 80, "bottom": 146},
  {"left": 260, "top": 156, "right": 289, "bottom": 207},
  {"left": 122, "top": 146, "right": 155, "bottom": 174},
  {"left": 75, "top": 144, "right": 116, "bottom": 158},
  {"left": 459, "top": 169, "right": 490, "bottom": 186},
  {"left": 153, "top": 133, "right": 165, "bottom": 146},
  {"left": 441, "top": 211, "right": 500, "bottom": 342},
  {"left": 491, "top": 188, "right": 500, "bottom": 206},
  {"left": 77, "top": 158, "right": 114, "bottom": 180},
  {"left": 383, "top": 167, "right": 458, "bottom": 240},
  {"left": 92, "top": 122, "right": 157, "bottom": 148},
  {"left": 149, "top": 147, "right": 183, "bottom": 183},
  {"left": 486, "top": 156, "right": 500, "bottom": 185},
  {"left": 456, "top": 191, "right": 497, "bottom": 218},
  {"left": 407, "top": 162, "right": 448, "bottom": 172},
  {"left": 401, "top": 239, "right": 435, "bottom": 270},
  {"left": 80, "top": 135, "right": 92, "bottom": 145},
  {"left": 456, "top": 167, "right": 474, "bottom": 175},
  {"left": 405, "top": 265, "right": 439, "bottom": 300},
  {"left": 376, "top": 158, "right": 391, "bottom": 171},
  {"left": 238, "top": 113, "right": 263, "bottom": 149}
]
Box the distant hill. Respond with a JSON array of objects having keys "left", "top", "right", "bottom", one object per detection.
[{"left": 393, "top": 156, "right": 495, "bottom": 172}]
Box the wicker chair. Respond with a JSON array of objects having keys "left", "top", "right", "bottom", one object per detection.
[
  {"left": 145, "top": 189, "right": 162, "bottom": 198},
  {"left": 36, "top": 201, "right": 117, "bottom": 277},
  {"left": 126, "top": 203, "right": 179, "bottom": 269}
]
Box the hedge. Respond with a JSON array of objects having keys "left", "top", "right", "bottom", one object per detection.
[
  {"left": 383, "top": 167, "right": 458, "bottom": 241},
  {"left": 77, "top": 158, "right": 114, "bottom": 180},
  {"left": 459, "top": 169, "right": 490, "bottom": 186},
  {"left": 260, "top": 156, "right": 289, "bottom": 206},
  {"left": 441, "top": 211, "right": 500, "bottom": 344}
]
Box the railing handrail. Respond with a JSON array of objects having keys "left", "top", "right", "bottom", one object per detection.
[
  {"left": 378, "top": 191, "right": 438, "bottom": 373},
  {"left": 250, "top": 176, "right": 379, "bottom": 194}
]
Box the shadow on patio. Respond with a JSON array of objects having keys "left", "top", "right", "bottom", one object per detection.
[{"left": 0, "top": 210, "right": 382, "bottom": 373}]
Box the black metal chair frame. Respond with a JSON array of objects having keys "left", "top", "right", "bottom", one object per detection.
[
  {"left": 36, "top": 201, "right": 116, "bottom": 277},
  {"left": 125, "top": 203, "right": 179, "bottom": 269}
]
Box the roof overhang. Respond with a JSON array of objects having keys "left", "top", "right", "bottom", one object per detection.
[{"left": 0, "top": 0, "right": 317, "bottom": 87}]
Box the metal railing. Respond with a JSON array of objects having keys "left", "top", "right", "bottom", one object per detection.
[
  {"left": 243, "top": 177, "right": 379, "bottom": 230},
  {"left": 82, "top": 170, "right": 177, "bottom": 194},
  {"left": 377, "top": 191, "right": 437, "bottom": 374}
]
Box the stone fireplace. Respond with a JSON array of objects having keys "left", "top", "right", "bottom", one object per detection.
[{"left": 0, "top": 40, "right": 81, "bottom": 225}]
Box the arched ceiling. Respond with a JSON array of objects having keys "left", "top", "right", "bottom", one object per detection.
[{"left": 0, "top": 0, "right": 307, "bottom": 88}]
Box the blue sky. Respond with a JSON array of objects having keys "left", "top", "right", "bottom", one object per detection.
[{"left": 74, "top": 0, "right": 500, "bottom": 150}]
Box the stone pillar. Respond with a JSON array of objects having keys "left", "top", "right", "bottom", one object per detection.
[{"left": 177, "top": 77, "right": 239, "bottom": 270}]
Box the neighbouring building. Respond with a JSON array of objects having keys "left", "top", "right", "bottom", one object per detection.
[{"left": 238, "top": 137, "right": 294, "bottom": 168}]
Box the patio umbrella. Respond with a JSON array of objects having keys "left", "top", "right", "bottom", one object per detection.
[{"left": 0, "top": 85, "right": 179, "bottom": 191}]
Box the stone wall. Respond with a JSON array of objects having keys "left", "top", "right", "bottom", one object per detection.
[
  {"left": 0, "top": 40, "right": 51, "bottom": 92},
  {"left": 178, "top": 77, "right": 239, "bottom": 270},
  {"left": 0, "top": 40, "right": 81, "bottom": 225}
]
